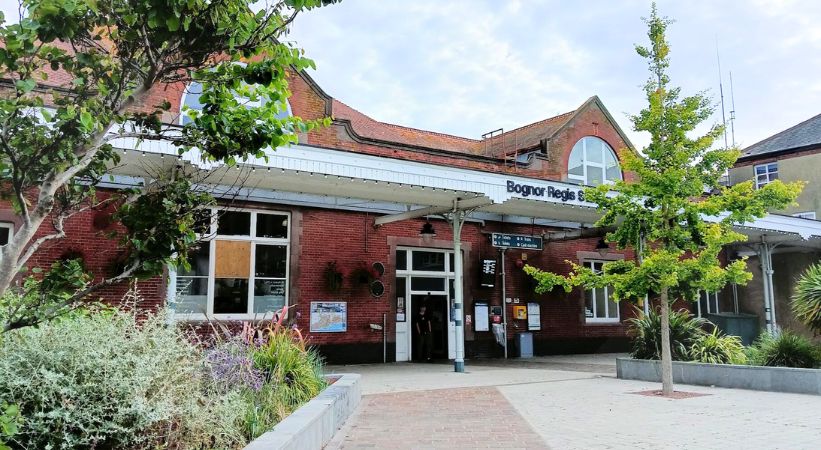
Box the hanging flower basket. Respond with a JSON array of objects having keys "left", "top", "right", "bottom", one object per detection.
[
  {"left": 350, "top": 261, "right": 379, "bottom": 285},
  {"left": 324, "top": 261, "right": 345, "bottom": 293}
]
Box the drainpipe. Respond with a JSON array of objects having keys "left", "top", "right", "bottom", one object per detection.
[{"left": 639, "top": 234, "right": 649, "bottom": 315}]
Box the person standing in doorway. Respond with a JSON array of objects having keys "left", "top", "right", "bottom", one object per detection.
[{"left": 415, "top": 304, "right": 432, "bottom": 362}]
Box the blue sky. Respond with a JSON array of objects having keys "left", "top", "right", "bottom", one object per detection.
[
  {"left": 285, "top": 0, "right": 821, "bottom": 151},
  {"left": 2, "top": 0, "right": 819, "bottom": 151}
]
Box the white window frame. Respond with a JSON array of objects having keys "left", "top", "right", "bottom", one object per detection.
[
  {"left": 583, "top": 260, "right": 620, "bottom": 323},
  {"left": 567, "top": 136, "right": 622, "bottom": 186},
  {"left": 0, "top": 222, "right": 12, "bottom": 246},
  {"left": 793, "top": 211, "right": 816, "bottom": 220},
  {"left": 754, "top": 163, "right": 778, "bottom": 189},
  {"left": 695, "top": 291, "right": 720, "bottom": 318},
  {"left": 170, "top": 207, "right": 291, "bottom": 321}
]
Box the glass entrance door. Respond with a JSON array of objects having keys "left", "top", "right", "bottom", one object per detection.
[{"left": 395, "top": 248, "right": 456, "bottom": 362}]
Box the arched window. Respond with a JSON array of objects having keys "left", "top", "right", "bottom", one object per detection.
[
  {"left": 567, "top": 136, "right": 622, "bottom": 186},
  {"left": 180, "top": 81, "right": 292, "bottom": 125}
]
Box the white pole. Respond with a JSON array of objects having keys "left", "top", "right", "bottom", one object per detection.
[
  {"left": 766, "top": 244, "right": 778, "bottom": 332},
  {"left": 500, "top": 248, "right": 508, "bottom": 359},
  {"left": 759, "top": 241, "right": 773, "bottom": 334},
  {"left": 452, "top": 212, "right": 466, "bottom": 372}
]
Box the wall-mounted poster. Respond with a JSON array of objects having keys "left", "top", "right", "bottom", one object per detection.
[
  {"left": 527, "top": 302, "right": 541, "bottom": 331},
  {"left": 310, "top": 301, "right": 347, "bottom": 332},
  {"left": 397, "top": 296, "right": 406, "bottom": 322},
  {"left": 474, "top": 302, "right": 490, "bottom": 332}
]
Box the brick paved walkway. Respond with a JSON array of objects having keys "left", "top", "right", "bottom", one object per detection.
[
  {"left": 326, "top": 356, "right": 821, "bottom": 449},
  {"left": 326, "top": 386, "right": 548, "bottom": 449}
]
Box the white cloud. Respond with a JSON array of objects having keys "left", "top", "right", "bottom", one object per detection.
[{"left": 287, "top": 0, "right": 821, "bottom": 153}]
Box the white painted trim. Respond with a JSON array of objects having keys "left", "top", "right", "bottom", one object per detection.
[
  {"left": 582, "top": 260, "right": 620, "bottom": 323},
  {"left": 754, "top": 162, "right": 778, "bottom": 189},
  {"left": 106, "top": 135, "right": 821, "bottom": 242},
  {"left": 168, "top": 207, "right": 291, "bottom": 320}
]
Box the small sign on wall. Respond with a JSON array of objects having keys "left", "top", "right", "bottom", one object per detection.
[
  {"left": 397, "top": 296, "right": 406, "bottom": 322},
  {"left": 513, "top": 305, "right": 527, "bottom": 320}
]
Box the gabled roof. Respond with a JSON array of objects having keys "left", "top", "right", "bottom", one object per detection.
[
  {"left": 330, "top": 94, "right": 634, "bottom": 157},
  {"left": 332, "top": 99, "right": 483, "bottom": 154},
  {"left": 740, "top": 112, "right": 821, "bottom": 160},
  {"left": 483, "top": 110, "right": 575, "bottom": 157}
]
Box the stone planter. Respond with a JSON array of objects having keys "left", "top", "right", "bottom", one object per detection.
[
  {"left": 617, "top": 357, "right": 821, "bottom": 395},
  {"left": 244, "top": 373, "right": 361, "bottom": 450}
]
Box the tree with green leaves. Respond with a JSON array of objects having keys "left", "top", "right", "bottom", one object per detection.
[
  {"left": 525, "top": 4, "right": 802, "bottom": 395},
  {"left": 0, "top": 0, "right": 337, "bottom": 332}
]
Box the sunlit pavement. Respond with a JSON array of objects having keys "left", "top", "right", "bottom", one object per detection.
[{"left": 326, "top": 355, "right": 821, "bottom": 449}]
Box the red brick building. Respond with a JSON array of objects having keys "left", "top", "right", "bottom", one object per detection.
[{"left": 0, "top": 68, "right": 652, "bottom": 364}]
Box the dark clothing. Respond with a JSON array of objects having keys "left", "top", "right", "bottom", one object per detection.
[
  {"left": 414, "top": 312, "right": 431, "bottom": 335},
  {"left": 414, "top": 312, "right": 432, "bottom": 361}
]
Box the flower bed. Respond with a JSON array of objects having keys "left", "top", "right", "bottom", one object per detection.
[
  {"left": 616, "top": 358, "right": 821, "bottom": 395},
  {"left": 243, "top": 373, "right": 361, "bottom": 450},
  {"left": 0, "top": 305, "right": 326, "bottom": 449}
]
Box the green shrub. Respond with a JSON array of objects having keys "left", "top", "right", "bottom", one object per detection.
[
  {"left": 791, "top": 263, "right": 821, "bottom": 334},
  {"left": 0, "top": 310, "right": 249, "bottom": 450},
  {"left": 626, "top": 307, "right": 708, "bottom": 361},
  {"left": 247, "top": 323, "right": 326, "bottom": 437},
  {"left": 0, "top": 402, "right": 21, "bottom": 450},
  {"left": 746, "top": 331, "right": 820, "bottom": 368},
  {"left": 689, "top": 327, "right": 746, "bottom": 364}
]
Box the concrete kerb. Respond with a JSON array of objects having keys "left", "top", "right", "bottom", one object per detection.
[
  {"left": 617, "top": 357, "right": 821, "bottom": 395},
  {"left": 244, "top": 373, "right": 362, "bottom": 450}
]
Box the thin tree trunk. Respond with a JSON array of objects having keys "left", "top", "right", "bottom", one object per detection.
[{"left": 659, "top": 286, "right": 674, "bottom": 395}]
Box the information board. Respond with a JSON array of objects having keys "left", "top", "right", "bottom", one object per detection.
[
  {"left": 480, "top": 259, "right": 497, "bottom": 287},
  {"left": 491, "top": 233, "right": 544, "bottom": 250},
  {"left": 310, "top": 301, "right": 347, "bottom": 332}
]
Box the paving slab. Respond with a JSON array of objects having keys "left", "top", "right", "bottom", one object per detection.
[{"left": 325, "top": 358, "right": 821, "bottom": 449}]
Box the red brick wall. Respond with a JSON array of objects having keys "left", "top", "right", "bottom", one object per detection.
[
  {"left": 0, "top": 195, "right": 165, "bottom": 313},
  {"left": 289, "top": 205, "right": 638, "bottom": 357}
]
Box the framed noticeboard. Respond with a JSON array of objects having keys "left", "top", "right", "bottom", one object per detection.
[
  {"left": 310, "top": 301, "right": 347, "bottom": 332},
  {"left": 474, "top": 302, "right": 490, "bottom": 332}
]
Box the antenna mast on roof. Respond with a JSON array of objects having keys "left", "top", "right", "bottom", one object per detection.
[
  {"left": 716, "top": 39, "right": 729, "bottom": 149},
  {"left": 729, "top": 71, "right": 737, "bottom": 147}
]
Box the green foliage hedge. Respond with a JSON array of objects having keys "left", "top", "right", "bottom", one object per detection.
[
  {"left": 627, "top": 307, "right": 708, "bottom": 361},
  {"left": 0, "top": 307, "right": 326, "bottom": 449},
  {"left": 746, "top": 331, "right": 820, "bottom": 369},
  {"left": 792, "top": 263, "right": 821, "bottom": 335},
  {"left": 689, "top": 328, "right": 746, "bottom": 365},
  {"left": 628, "top": 307, "right": 821, "bottom": 369}
]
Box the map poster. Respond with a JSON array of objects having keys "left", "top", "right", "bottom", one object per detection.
[{"left": 310, "top": 301, "right": 347, "bottom": 333}]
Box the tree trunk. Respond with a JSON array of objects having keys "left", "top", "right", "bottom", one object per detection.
[{"left": 659, "top": 286, "right": 674, "bottom": 395}]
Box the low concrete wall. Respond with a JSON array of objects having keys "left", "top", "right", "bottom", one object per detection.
[
  {"left": 617, "top": 358, "right": 821, "bottom": 395},
  {"left": 244, "top": 373, "right": 361, "bottom": 450}
]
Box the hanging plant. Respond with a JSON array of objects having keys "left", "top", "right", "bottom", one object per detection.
[
  {"left": 324, "top": 261, "right": 344, "bottom": 293},
  {"left": 350, "top": 261, "right": 378, "bottom": 285}
]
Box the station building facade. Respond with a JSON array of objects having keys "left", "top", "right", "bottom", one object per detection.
[{"left": 1, "top": 68, "right": 666, "bottom": 363}]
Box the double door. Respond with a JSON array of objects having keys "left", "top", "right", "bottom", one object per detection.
[{"left": 395, "top": 248, "right": 456, "bottom": 362}]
